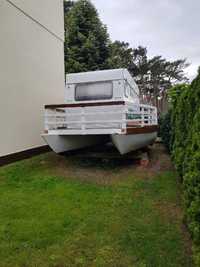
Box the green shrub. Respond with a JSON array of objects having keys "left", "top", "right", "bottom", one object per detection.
[
  {"left": 167, "top": 70, "right": 200, "bottom": 265},
  {"left": 159, "top": 111, "right": 172, "bottom": 151},
  {"left": 169, "top": 84, "right": 190, "bottom": 175}
]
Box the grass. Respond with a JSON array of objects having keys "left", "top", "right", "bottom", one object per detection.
[{"left": 0, "top": 145, "right": 193, "bottom": 267}]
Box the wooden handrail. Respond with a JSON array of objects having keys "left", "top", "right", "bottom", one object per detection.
[{"left": 45, "top": 101, "right": 125, "bottom": 109}]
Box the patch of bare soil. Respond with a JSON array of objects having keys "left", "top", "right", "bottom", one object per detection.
[
  {"left": 154, "top": 201, "right": 183, "bottom": 222},
  {"left": 134, "top": 143, "right": 175, "bottom": 179},
  {"left": 149, "top": 143, "right": 174, "bottom": 171},
  {"left": 46, "top": 152, "right": 135, "bottom": 185},
  {"left": 44, "top": 143, "right": 174, "bottom": 185}
]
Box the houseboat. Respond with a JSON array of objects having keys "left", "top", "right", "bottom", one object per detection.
[{"left": 42, "top": 69, "right": 158, "bottom": 154}]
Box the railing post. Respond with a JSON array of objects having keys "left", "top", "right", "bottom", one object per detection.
[
  {"left": 81, "top": 107, "right": 85, "bottom": 134},
  {"left": 122, "top": 105, "right": 127, "bottom": 131},
  {"left": 148, "top": 107, "right": 150, "bottom": 125},
  {"left": 141, "top": 107, "right": 144, "bottom": 127},
  {"left": 64, "top": 108, "right": 67, "bottom": 128},
  {"left": 155, "top": 107, "right": 158, "bottom": 125}
]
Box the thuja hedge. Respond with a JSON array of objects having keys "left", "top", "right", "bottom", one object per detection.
[
  {"left": 160, "top": 69, "right": 200, "bottom": 265},
  {"left": 159, "top": 110, "right": 171, "bottom": 151}
]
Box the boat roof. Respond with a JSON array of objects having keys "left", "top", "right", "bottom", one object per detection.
[{"left": 66, "top": 68, "right": 137, "bottom": 85}]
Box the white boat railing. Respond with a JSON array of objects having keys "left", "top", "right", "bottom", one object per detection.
[{"left": 44, "top": 103, "right": 157, "bottom": 134}]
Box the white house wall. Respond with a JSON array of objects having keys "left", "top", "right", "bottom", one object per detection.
[
  {"left": 0, "top": 0, "right": 65, "bottom": 157},
  {"left": 6, "top": 0, "right": 64, "bottom": 41}
]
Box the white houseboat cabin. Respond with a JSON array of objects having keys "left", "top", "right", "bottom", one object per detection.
[{"left": 42, "top": 69, "right": 158, "bottom": 154}]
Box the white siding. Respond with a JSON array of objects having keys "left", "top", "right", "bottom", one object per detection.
[
  {"left": 7, "top": 0, "right": 64, "bottom": 41},
  {"left": 0, "top": 0, "right": 65, "bottom": 157}
]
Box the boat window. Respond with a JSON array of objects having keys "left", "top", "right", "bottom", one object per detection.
[
  {"left": 125, "top": 82, "right": 130, "bottom": 97},
  {"left": 75, "top": 82, "right": 113, "bottom": 101},
  {"left": 130, "top": 87, "right": 136, "bottom": 99},
  {"left": 125, "top": 81, "right": 138, "bottom": 100}
]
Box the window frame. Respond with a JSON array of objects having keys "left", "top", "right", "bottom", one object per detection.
[
  {"left": 124, "top": 80, "right": 139, "bottom": 99},
  {"left": 75, "top": 81, "right": 113, "bottom": 101},
  {"left": 124, "top": 81, "right": 130, "bottom": 98}
]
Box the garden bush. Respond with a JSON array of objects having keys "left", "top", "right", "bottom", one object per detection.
[
  {"left": 161, "top": 70, "right": 200, "bottom": 265},
  {"left": 159, "top": 111, "right": 172, "bottom": 151}
]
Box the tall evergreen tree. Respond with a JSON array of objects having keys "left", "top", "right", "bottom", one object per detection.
[
  {"left": 64, "top": 0, "right": 74, "bottom": 17},
  {"left": 64, "top": 1, "right": 74, "bottom": 47},
  {"left": 107, "top": 41, "right": 135, "bottom": 72},
  {"left": 108, "top": 42, "right": 189, "bottom": 106},
  {"left": 64, "top": 0, "right": 110, "bottom": 73}
]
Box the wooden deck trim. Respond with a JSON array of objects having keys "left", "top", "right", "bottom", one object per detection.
[
  {"left": 126, "top": 125, "right": 158, "bottom": 135},
  {"left": 45, "top": 101, "right": 125, "bottom": 109},
  {"left": 0, "top": 145, "right": 51, "bottom": 167}
]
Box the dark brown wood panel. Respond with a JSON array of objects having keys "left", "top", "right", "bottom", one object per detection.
[
  {"left": 0, "top": 146, "right": 51, "bottom": 167},
  {"left": 45, "top": 101, "right": 125, "bottom": 109},
  {"left": 126, "top": 125, "right": 158, "bottom": 135}
]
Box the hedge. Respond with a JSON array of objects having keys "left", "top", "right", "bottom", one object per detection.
[
  {"left": 159, "top": 110, "right": 171, "bottom": 151},
  {"left": 160, "top": 69, "right": 200, "bottom": 265}
]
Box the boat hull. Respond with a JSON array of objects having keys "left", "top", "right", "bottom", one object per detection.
[
  {"left": 111, "top": 132, "right": 157, "bottom": 155},
  {"left": 42, "top": 131, "right": 157, "bottom": 155},
  {"left": 42, "top": 134, "right": 108, "bottom": 153}
]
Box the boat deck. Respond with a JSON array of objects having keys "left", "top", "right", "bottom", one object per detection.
[{"left": 44, "top": 101, "right": 158, "bottom": 136}]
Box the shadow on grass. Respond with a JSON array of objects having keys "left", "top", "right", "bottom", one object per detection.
[{"left": 60, "top": 143, "right": 141, "bottom": 170}]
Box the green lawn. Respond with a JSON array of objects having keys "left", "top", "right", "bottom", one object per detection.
[{"left": 0, "top": 145, "right": 193, "bottom": 267}]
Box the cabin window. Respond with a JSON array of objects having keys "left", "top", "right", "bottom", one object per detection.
[
  {"left": 130, "top": 87, "right": 136, "bottom": 99},
  {"left": 125, "top": 82, "right": 130, "bottom": 97},
  {"left": 75, "top": 82, "right": 113, "bottom": 101},
  {"left": 125, "top": 81, "right": 138, "bottom": 100}
]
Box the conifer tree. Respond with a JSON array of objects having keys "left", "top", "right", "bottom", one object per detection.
[{"left": 64, "top": 0, "right": 110, "bottom": 73}]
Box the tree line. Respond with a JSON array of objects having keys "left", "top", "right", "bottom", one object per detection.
[{"left": 64, "top": 0, "right": 189, "bottom": 110}]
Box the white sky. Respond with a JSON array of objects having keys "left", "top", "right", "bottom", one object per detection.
[{"left": 92, "top": 0, "right": 200, "bottom": 79}]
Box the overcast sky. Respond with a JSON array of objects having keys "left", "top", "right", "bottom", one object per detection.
[{"left": 92, "top": 0, "right": 199, "bottom": 79}]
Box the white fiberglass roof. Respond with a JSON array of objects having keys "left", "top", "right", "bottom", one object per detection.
[{"left": 66, "top": 68, "right": 132, "bottom": 84}]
